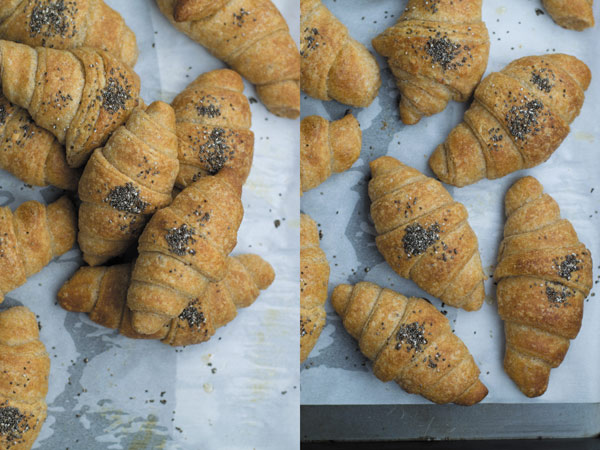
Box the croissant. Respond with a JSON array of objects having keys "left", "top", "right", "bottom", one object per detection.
[
  {"left": 543, "top": 0, "right": 595, "bottom": 31},
  {"left": 372, "top": 0, "right": 490, "bottom": 125},
  {"left": 369, "top": 156, "right": 485, "bottom": 311},
  {"left": 171, "top": 69, "right": 254, "bottom": 189},
  {"left": 332, "top": 282, "right": 488, "bottom": 405},
  {"left": 494, "top": 177, "right": 593, "bottom": 397},
  {"left": 126, "top": 169, "right": 244, "bottom": 335},
  {"left": 58, "top": 254, "right": 275, "bottom": 346},
  {"left": 0, "top": 39, "right": 141, "bottom": 168},
  {"left": 0, "top": 94, "right": 78, "bottom": 190},
  {"left": 300, "top": 213, "right": 329, "bottom": 363},
  {"left": 0, "top": 0, "right": 138, "bottom": 67},
  {"left": 300, "top": 113, "right": 361, "bottom": 193},
  {"left": 0, "top": 195, "right": 75, "bottom": 303},
  {"left": 300, "top": 0, "right": 381, "bottom": 108},
  {"left": 156, "top": 0, "right": 300, "bottom": 119},
  {"left": 430, "top": 54, "right": 591, "bottom": 187},
  {"left": 77, "top": 101, "right": 179, "bottom": 266},
  {"left": 0, "top": 306, "right": 50, "bottom": 450}
]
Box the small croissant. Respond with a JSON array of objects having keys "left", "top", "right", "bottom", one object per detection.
[
  {"left": 543, "top": 0, "right": 595, "bottom": 31},
  {"left": 58, "top": 254, "right": 275, "bottom": 347},
  {"left": 0, "top": 306, "right": 50, "bottom": 450},
  {"left": 494, "top": 177, "right": 593, "bottom": 397},
  {"left": 429, "top": 54, "right": 591, "bottom": 187},
  {"left": 332, "top": 282, "right": 488, "bottom": 405},
  {"left": 300, "top": 113, "right": 361, "bottom": 193},
  {"left": 369, "top": 156, "right": 485, "bottom": 311}
]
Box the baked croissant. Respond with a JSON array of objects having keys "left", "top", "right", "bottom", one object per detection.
[
  {"left": 429, "top": 54, "right": 591, "bottom": 187},
  {"left": 0, "top": 39, "right": 141, "bottom": 168},
  {"left": 543, "top": 0, "right": 595, "bottom": 31},
  {"left": 0, "top": 0, "right": 138, "bottom": 67},
  {"left": 78, "top": 101, "right": 179, "bottom": 266},
  {"left": 156, "top": 0, "right": 300, "bottom": 119},
  {"left": 372, "top": 0, "right": 490, "bottom": 125},
  {"left": 494, "top": 176, "right": 593, "bottom": 398},
  {"left": 0, "top": 94, "right": 79, "bottom": 190},
  {"left": 126, "top": 169, "right": 244, "bottom": 335},
  {"left": 300, "top": 0, "right": 381, "bottom": 107},
  {"left": 300, "top": 213, "right": 329, "bottom": 363},
  {"left": 58, "top": 254, "right": 275, "bottom": 347},
  {"left": 0, "top": 196, "right": 76, "bottom": 303},
  {"left": 172, "top": 69, "right": 254, "bottom": 189},
  {"left": 369, "top": 156, "right": 485, "bottom": 311},
  {"left": 300, "top": 113, "right": 361, "bottom": 193},
  {"left": 332, "top": 282, "right": 488, "bottom": 405},
  {"left": 0, "top": 306, "right": 50, "bottom": 450}
]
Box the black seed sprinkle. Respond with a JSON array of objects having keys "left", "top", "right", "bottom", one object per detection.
[
  {"left": 300, "top": 28, "right": 320, "bottom": 57},
  {"left": 29, "top": 0, "right": 76, "bottom": 38},
  {"left": 535, "top": 8, "right": 545, "bottom": 16},
  {"left": 104, "top": 183, "right": 149, "bottom": 214},
  {"left": 395, "top": 322, "right": 427, "bottom": 352},
  {"left": 555, "top": 254, "right": 582, "bottom": 280},
  {"left": 0, "top": 105, "right": 7, "bottom": 126},
  {"left": 101, "top": 77, "right": 132, "bottom": 114},
  {"left": 530, "top": 72, "right": 554, "bottom": 93},
  {"left": 422, "top": 0, "right": 441, "bottom": 14},
  {"left": 300, "top": 318, "right": 310, "bottom": 337},
  {"left": 195, "top": 96, "right": 221, "bottom": 118},
  {"left": 232, "top": 8, "right": 250, "bottom": 26},
  {"left": 0, "top": 406, "right": 28, "bottom": 443},
  {"left": 545, "top": 281, "right": 574, "bottom": 306},
  {"left": 425, "top": 35, "right": 463, "bottom": 71},
  {"left": 179, "top": 301, "right": 206, "bottom": 328},
  {"left": 198, "top": 128, "right": 233, "bottom": 174},
  {"left": 403, "top": 223, "right": 440, "bottom": 258},
  {"left": 165, "top": 224, "right": 196, "bottom": 256},
  {"left": 505, "top": 100, "right": 544, "bottom": 140}
]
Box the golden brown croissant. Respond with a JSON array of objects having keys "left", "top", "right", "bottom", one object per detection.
[
  {"left": 126, "top": 169, "right": 244, "bottom": 335},
  {"left": 300, "top": 0, "right": 381, "bottom": 108},
  {"left": 0, "top": 306, "right": 50, "bottom": 450},
  {"left": 543, "top": 0, "right": 595, "bottom": 30},
  {"left": 77, "top": 101, "right": 179, "bottom": 266},
  {"left": 0, "top": 94, "right": 78, "bottom": 190},
  {"left": 369, "top": 156, "right": 485, "bottom": 311},
  {"left": 58, "top": 254, "right": 275, "bottom": 346},
  {"left": 156, "top": 0, "right": 300, "bottom": 119},
  {"left": 429, "top": 54, "right": 591, "bottom": 187},
  {"left": 171, "top": 69, "right": 254, "bottom": 189},
  {"left": 372, "top": 0, "right": 490, "bottom": 125},
  {"left": 0, "top": 39, "right": 141, "bottom": 168},
  {"left": 300, "top": 213, "right": 329, "bottom": 363},
  {"left": 0, "top": 0, "right": 138, "bottom": 67},
  {"left": 300, "top": 113, "right": 361, "bottom": 193},
  {"left": 494, "top": 176, "right": 593, "bottom": 397},
  {"left": 332, "top": 282, "right": 488, "bottom": 405},
  {"left": 0, "top": 195, "right": 75, "bottom": 304}
]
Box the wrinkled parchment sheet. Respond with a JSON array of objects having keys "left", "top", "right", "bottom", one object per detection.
[
  {"left": 301, "top": 0, "right": 600, "bottom": 405},
  {"left": 0, "top": 0, "right": 300, "bottom": 448}
]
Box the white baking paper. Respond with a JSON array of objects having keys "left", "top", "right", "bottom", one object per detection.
[
  {"left": 1, "top": 0, "right": 300, "bottom": 448},
  {"left": 301, "top": 0, "right": 600, "bottom": 405}
]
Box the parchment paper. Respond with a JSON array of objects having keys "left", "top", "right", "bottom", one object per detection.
[
  {"left": 301, "top": 0, "right": 600, "bottom": 406},
  {"left": 1, "top": 0, "right": 300, "bottom": 448}
]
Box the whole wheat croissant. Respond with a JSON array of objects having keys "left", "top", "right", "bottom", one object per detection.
[
  {"left": 58, "top": 254, "right": 275, "bottom": 346},
  {"left": 0, "top": 196, "right": 76, "bottom": 304},
  {"left": 78, "top": 101, "right": 179, "bottom": 266},
  {"left": 0, "top": 94, "right": 79, "bottom": 190},
  {"left": 0, "top": 0, "right": 138, "bottom": 67},
  {"left": 0, "top": 39, "right": 141, "bottom": 168},
  {"left": 300, "top": 0, "right": 381, "bottom": 108},
  {"left": 494, "top": 177, "right": 593, "bottom": 398},
  {"left": 156, "top": 0, "right": 300, "bottom": 119},
  {"left": 332, "top": 282, "right": 488, "bottom": 405},
  {"left": 300, "top": 213, "right": 329, "bottom": 363},
  {"left": 0, "top": 306, "right": 50, "bottom": 450},
  {"left": 372, "top": 0, "right": 490, "bottom": 125},
  {"left": 429, "top": 54, "right": 591, "bottom": 187},
  {"left": 543, "top": 0, "right": 595, "bottom": 31},
  {"left": 369, "top": 156, "right": 485, "bottom": 311},
  {"left": 126, "top": 169, "right": 244, "bottom": 335},
  {"left": 172, "top": 69, "right": 254, "bottom": 189},
  {"left": 300, "top": 113, "right": 361, "bottom": 193}
]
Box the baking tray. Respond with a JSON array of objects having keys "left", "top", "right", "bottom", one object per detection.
[{"left": 300, "top": 0, "right": 600, "bottom": 441}]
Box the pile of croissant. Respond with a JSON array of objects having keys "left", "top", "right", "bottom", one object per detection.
[{"left": 300, "top": 0, "right": 595, "bottom": 407}]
